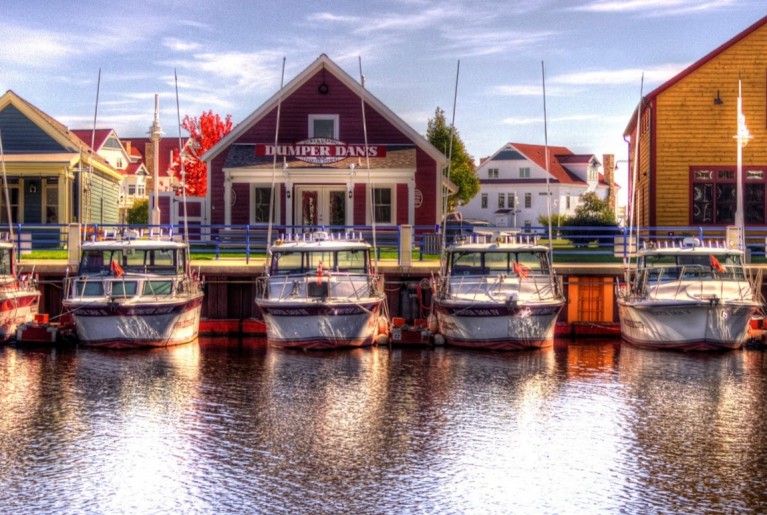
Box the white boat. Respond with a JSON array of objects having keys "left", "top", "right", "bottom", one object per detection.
[
  {"left": 255, "top": 231, "right": 387, "bottom": 350},
  {"left": 62, "top": 231, "right": 203, "bottom": 349},
  {"left": 616, "top": 238, "right": 760, "bottom": 351},
  {"left": 0, "top": 240, "right": 40, "bottom": 341},
  {"left": 433, "top": 233, "right": 565, "bottom": 350}
]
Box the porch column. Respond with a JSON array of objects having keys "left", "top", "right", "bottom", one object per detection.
[
  {"left": 408, "top": 177, "right": 415, "bottom": 225},
  {"left": 224, "top": 175, "right": 232, "bottom": 225}
]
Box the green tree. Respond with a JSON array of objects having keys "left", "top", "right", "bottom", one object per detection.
[
  {"left": 561, "top": 192, "right": 618, "bottom": 247},
  {"left": 572, "top": 192, "right": 616, "bottom": 224},
  {"left": 426, "top": 107, "right": 479, "bottom": 212},
  {"left": 127, "top": 199, "right": 149, "bottom": 225}
]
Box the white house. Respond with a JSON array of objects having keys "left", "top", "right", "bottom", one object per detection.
[{"left": 458, "top": 142, "right": 615, "bottom": 229}]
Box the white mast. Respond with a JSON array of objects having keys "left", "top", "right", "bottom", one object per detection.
[
  {"left": 734, "top": 78, "right": 751, "bottom": 249},
  {"left": 149, "top": 94, "right": 163, "bottom": 227}
]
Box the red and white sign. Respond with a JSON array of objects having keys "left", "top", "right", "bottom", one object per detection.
[{"left": 255, "top": 138, "right": 386, "bottom": 165}]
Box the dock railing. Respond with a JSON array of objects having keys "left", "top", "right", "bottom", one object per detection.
[{"left": 9, "top": 223, "right": 767, "bottom": 263}]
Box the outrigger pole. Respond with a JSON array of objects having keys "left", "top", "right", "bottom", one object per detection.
[
  {"left": 541, "top": 61, "right": 553, "bottom": 258},
  {"left": 266, "top": 57, "right": 286, "bottom": 267},
  {"left": 440, "top": 60, "right": 461, "bottom": 278},
  {"left": 174, "top": 69, "right": 189, "bottom": 245},
  {"left": 0, "top": 130, "right": 14, "bottom": 239},
  {"left": 358, "top": 57, "right": 378, "bottom": 276}
]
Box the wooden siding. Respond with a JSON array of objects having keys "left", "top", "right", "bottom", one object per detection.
[
  {"left": 209, "top": 67, "right": 441, "bottom": 227},
  {"left": 0, "top": 105, "right": 67, "bottom": 153},
  {"left": 650, "top": 23, "right": 767, "bottom": 226},
  {"left": 83, "top": 172, "right": 120, "bottom": 224}
]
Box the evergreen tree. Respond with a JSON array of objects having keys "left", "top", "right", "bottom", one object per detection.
[{"left": 426, "top": 107, "right": 479, "bottom": 212}]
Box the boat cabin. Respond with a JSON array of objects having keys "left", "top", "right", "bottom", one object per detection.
[{"left": 447, "top": 246, "right": 552, "bottom": 277}]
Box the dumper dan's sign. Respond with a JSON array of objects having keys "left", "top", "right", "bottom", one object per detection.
[{"left": 255, "top": 138, "right": 386, "bottom": 165}]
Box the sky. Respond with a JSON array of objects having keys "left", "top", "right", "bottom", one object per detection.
[{"left": 1, "top": 0, "right": 764, "bottom": 192}]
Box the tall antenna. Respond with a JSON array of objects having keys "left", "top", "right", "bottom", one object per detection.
[
  {"left": 85, "top": 68, "right": 101, "bottom": 233},
  {"left": 358, "top": 56, "right": 378, "bottom": 276},
  {"left": 174, "top": 70, "right": 189, "bottom": 244},
  {"left": 266, "top": 57, "right": 286, "bottom": 264},
  {"left": 440, "top": 60, "right": 461, "bottom": 267},
  {"left": 0, "top": 130, "right": 14, "bottom": 239},
  {"left": 542, "top": 61, "right": 553, "bottom": 258},
  {"left": 627, "top": 74, "right": 644, "bottom": 270}
]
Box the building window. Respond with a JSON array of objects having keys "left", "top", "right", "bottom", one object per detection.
[
  {"left": 508, "top": 193, "right": 516, "bottom": 209},
  {"left": 137, "top": 184, "right": 145, "bottom": 196},
  {"left": 524, "top": 192, "right": 532, "bottom": 209},
  {"left": 691, "top": 167, "right": 741, "bottom": 224},
  {"left": 566, "top": 193, "right": 571, "bottom": 209},
  {"left": 372, "top": 187, "right": 393, "bottom": 224},
  {"left": 0, "top": 185, "right": 19, "bottom": 224},
  {"left": 520, "top": 167, "right": 531, "bottom": 178},
  {"left": 308, "top": 114, "right": 339, "bottom": 139},
  {"left": 253, "top": 187, "right": 274, "bottom": 224},
  {"left": 45, "top": 183, "right": 58, "bottom": 224},
  {"left": 488, "top": 168, "right": 499, "bottom": 179},
  {"left": 497, "top": 193, "right": 505, "bottom": 209},
  {"left": 481, "top": 193, "right": 488, "bottom": 209}
]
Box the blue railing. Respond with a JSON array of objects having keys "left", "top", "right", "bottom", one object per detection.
[{"left": 7, "top": 223, "right": 767, "bottom": 262}]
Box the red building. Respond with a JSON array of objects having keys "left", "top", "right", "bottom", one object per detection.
[{"left": 203, "top": 54, "right": 449, "bottom": 230}]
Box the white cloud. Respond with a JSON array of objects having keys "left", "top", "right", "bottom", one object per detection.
[
  {"left": 0, "top": 24, "right": 75, "bottom": 67},
  {"left": 549, "top": 64, "right": 687, "bottom": 86},
  {"left": 163, "top": 38, "right": 202, "bottom": 52},
  {"left": 573, "top": 0, "right": 737, "bottom": 15}
]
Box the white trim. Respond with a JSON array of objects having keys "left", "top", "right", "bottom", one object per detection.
[
  {"left": 308, "top": 114, "right": 339, "bottom": 139},
  {"left": 368, "top": 183, "right": 396, "bottom": 225}
]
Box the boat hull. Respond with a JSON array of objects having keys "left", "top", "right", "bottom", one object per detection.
[
  {"left": 64, "top": 296, "right": 203, "bottom": 349},
  {"left": 435, "top": 300, "right": 564, "bottom": 350},
  {"left": 0, "top": 290, "right": 40, "bottom": 342},
  {"left": 617, "top": 299, "right": 758, "bottom": 351},
  {"left": 257, "top": 299, "right": 384, "bottom": 350}
]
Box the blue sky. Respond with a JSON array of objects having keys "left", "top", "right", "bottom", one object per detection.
[{"left": 0, "top": 0, "right": 763, "bottom": 188}]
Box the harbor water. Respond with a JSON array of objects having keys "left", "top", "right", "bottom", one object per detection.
[{"left": 1, "top": 338, "right": 766, "bottom": 513}]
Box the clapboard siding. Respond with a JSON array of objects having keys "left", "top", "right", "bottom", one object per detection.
[{"left": 648, "top": 18, "right": 767, "bottom": 226}]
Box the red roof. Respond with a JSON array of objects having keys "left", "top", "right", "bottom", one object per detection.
[
  {"left": 509, "top": 143, "right": 581, "bottom": 184},
  {"left": 71, "top": 129, "right": 113, "bottom": 150},
  {"left": 120, "top": 137, "right": 183, "bottom": 178}
]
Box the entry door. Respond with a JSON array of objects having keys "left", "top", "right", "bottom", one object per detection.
[{"left": 297, "top": 187, "right": 346, "bottom": 228}]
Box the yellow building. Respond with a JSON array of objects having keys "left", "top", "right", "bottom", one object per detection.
[{"left": 624, "top": 15, "right": 767, "bottom": 228}]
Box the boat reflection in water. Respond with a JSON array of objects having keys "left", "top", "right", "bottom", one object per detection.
[{"left": 1, "top": 338, "right": 766, "bottom": 513}]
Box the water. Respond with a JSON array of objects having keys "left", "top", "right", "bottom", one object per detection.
[{"left": 1, "top": 339, "right": 766, "bottom": 514}]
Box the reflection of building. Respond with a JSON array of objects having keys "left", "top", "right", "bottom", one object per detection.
[
  {"left": 200, "top": 54, "right": 449, "bottom": 228},
  {"left": 460, "top": 142, "right": 613, "bottom": 228},
  {"left": 0, "top": 90, "right": 121, "bottom": 232},
  {"left": 624, "top": 15, "right": 767, "bottom": 228}
]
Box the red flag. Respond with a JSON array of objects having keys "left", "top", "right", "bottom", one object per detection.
[
  {"left": 710, "top": 255, "right": 726, "bottom": 273},
  {"left": 513, "top": 261, "right": 530, "bottom": 278},
  {"left": 110, "top": 258, "right": 124, "bottom": 277}
]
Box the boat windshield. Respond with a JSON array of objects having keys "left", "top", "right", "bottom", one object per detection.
[
  {"left": 271, "top": 249, "right": 369, "bottom": 275},
  {"left": 79, "top": 248, "right": 182, "bottom": 275},
  {"left": 450, "top": 250, "right": 549, "bottom": 275},
  {"left": 642, "top": 253, "right": 746, "bottom": 280},
  {"left": 0, "top": 248, "right": 11, "bottom": 276}
]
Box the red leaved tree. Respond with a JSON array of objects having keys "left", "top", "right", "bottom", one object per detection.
[{"left": 170, "top": 110, "right": 233, "bottom": 196}]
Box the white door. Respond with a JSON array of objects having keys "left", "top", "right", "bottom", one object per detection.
[{"left": 295, "top": 186, "right": 346, "bottom": 228}]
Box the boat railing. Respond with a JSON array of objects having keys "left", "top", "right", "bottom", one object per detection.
[
  {"left": 447, "top": 272, "right": 559, "bottom": 302},
  {"left": 259, "top": 272, "right": 378, "bottom": 302},
  {"left": 640, "top": 264, "right": 755, "bottom": 302}
]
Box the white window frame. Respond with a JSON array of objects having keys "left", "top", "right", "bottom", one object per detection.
[
  {"left": 251, "top": 184, "right": 280, "bottom": 225},
  {"left": 520, "top": 167, "right": 531, "bottom": 178},
  {"left": 488, "top": 167, "right": 499, "bottom": 179},
  {"left": 308, "top": 114, "right": 339, "bottom": 139},
  {"left": 369, "top": 185, "right": 395, "bottom": 225},
  {"left": 481, "top": 193, "right": 488, "bottom": 209}
]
